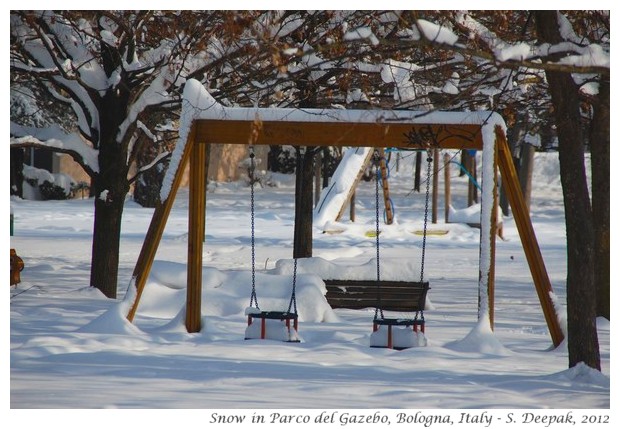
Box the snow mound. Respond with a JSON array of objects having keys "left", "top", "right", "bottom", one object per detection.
[
  {"left": 77, "top": 299, "right": 145, "bottom": 335},
  {"left": 137, "top": 260, "right": 335, "bottom": 323},
  {"left": 547, "top": 362, "right": 610, "bottom": 388},
  {"left": 445, "top": 316, "right": 511, "bottom": 356},
  {"left": 273, "top": 256, "right": 425, "bottom": 282}
]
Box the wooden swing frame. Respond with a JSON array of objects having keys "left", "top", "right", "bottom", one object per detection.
[{"left": 125, "top": 98, "right": 564, "bottom": 348}]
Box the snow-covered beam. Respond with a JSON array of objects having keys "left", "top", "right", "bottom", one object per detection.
[{"left": 195, "top": 119, "right": 485, "bottom": 151}]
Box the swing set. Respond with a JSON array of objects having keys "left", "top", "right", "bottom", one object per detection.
[
  {"left": 244, "top": 146, "right": 300, "bottom": 342},
  {"left": 369, "top": 149, "right": 431, "bottom": 349},
  {"left": 125, "top": 83, "right": 564, "bottom": 349}
]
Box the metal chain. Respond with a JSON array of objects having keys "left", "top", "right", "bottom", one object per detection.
[
  {"left": 287, "top": 257, "right": 298, "bottom": 314},
  {"left": 417, "top": 151, "right": 433, "bottom": 321},
  {"left": 249, "top": 146, "right": 259, "bottom": 310},
  {"left": 420, "top": 151, "right": 432, "bottom": 284},
  {"left": 373, "top": 150, "right": 384, "bottom": 320}
]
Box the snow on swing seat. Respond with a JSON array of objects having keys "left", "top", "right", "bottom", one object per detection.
[
  {"left": 370, "top": 318, "right": 427, "bottom": 350},
  {"left": 244, "top": 308, "right": 300, "bottom": 343}
]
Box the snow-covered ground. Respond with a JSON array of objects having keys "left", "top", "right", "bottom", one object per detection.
[{"left": 8, "top": 151, "right": 610, "bottom": 423}]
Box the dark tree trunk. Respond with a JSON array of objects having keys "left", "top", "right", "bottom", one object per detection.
[
  {"left": 322, "top": 147, "right": 330, "bottom": 188},
  {"left": 90, "top": 179, "right": 128, "bottom": 299},
  {"left": 590, "top": 76, "right": 610, "bottom": 320},
  {"left": 293, "top": 74, "right": 319, "bottom": 259},
  {"left": 293, "top": 147, "right": 316, "bottom": 258},
  {"left": 90, "top": 123, "right": 130, "bottom": 298},
  {"left": 535, "top": 11, "right": 600, "bottom": 370},
  {"left": 414, "top": 151, "right": 422, "bottom": 192},
  {"left": 133, "top": 146, "right": 165, "bottom": 208},
  {"left": 500, "top": 120, "right": 526, "bottom": 216},
  {"left": 89, "top": 67, "right": 131, "bottom": 298},
  {"left": 11, "top": 148, "right": 25, "bottom": 197}
]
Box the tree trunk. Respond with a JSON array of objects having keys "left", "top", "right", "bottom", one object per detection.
[
  {"left": 133, "top": 141, "right": 167, "bottom": 208},
  {"left": 518, "top": 143, "right": 535, "bottom": 213},
  {"left": 11, "top": 148, "right": 24, "bottom": 197},
  {"left": 89, "top": 119, "right": 130, "bottom": 299},
  {"left": 131, "top": 112, "right": 177, "bottom": 208},
  {"left": 293, "top": 147, "right": 316, "bottom": 258},
  {"left": 414, "top": 151, "right": 422, "bottom": 192},
  {"left": 590, "top": 76, "right": 610, "bottom": 320},
  {"left": 89, "top": 79, "right": 130, "bottom": 298},
  {"left": 535, "top": 11, "right": 600, "bottom": 370},
  {"left": 90, "top": 182, "right": 127, "bottom": 299},
  {"left": 500, "top": 120, "right": 525, "bottom": 216}
]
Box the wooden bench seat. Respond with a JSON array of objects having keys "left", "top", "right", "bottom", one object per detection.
[{"left": 324, "top": 280, "right": 429, "bottom": 312}]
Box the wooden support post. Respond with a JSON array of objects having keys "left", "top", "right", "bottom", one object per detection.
[
  {"left": 126, "top": 128, "right": 195, "bottom": 322},
  {"left": 186, "top": 141, "right": 207, "bottom": 333},
  {"left": 432, "top": 148, "right": 439, "bottom": 224},
  {"left": 350, "top": 190, "right": 356, "bottom": 222},
  {"left": 477, "top": 135, "right": 498, "bottom": 331},
  {"left": 488, "top": 144, "right": 498, "bottom": 328},
  {"left": 443, "top": 152, "right": 451, "bottom": 224},
  {"left": 495, "top": 126, "right": 564, "bottom": 347}
]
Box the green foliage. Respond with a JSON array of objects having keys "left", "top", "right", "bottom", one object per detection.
[{"left": 39, "top": 180, "right": 70, "bottom": 200}]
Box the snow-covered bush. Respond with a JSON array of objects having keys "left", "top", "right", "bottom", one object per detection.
[{"left": 22, "top": 165, "right": 76, "bottom": 200}]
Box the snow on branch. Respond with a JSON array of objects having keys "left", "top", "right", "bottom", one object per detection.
[
  {"left": 116, "top": 72, "right": 176, "bottom": 144},
  {"left": 415, "top": 19, "right": 459, "bottom": 45},
  {"left": 454, "top": 12, "right": 609, "bottom": 74},
  {"left": 128, "top": 151, "right": 171, "bottom": 185},
  {"left": 343, "top": 27, "right": 380, "bottom": 46}
]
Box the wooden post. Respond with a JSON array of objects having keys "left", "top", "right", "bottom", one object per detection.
[
  {"left": 203, "top": 143, "right": 211, "bottom": 242},
  {"left": 443, "top": 152, "right": 451, "bottom": 224},
  {"left": 478, "top": 136, "right": 498, "bottom": 330},
  {"left": 126, "top": 128, "right": 195, "bottom": 322},
  {"left": 350, "top": 190, "right": 356, "bottom": 222},
  {"left": 432, "top": 148, "right": 439, "bottom": 224},
  {"left": 186, "top": 141, "right": 206, "bottom": 333},
  {"left": 488, "top": 144, "right": 498, "bottom": 328},
  {"left": 495, "top": 126, "right": 564, "bottom": 347}
]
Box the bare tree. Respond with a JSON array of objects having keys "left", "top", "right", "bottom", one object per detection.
[{"left": 10, "top": 11, "right": 240, "bottom": 298}]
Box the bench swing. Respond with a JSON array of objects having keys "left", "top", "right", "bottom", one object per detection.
[
  {"left": 369, "top": 149, "right": 431, "bottom": 350},
  {"left": 244, "top": 146, "right": 300, "bottom": 343}
]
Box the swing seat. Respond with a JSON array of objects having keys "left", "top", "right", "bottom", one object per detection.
[
  {"left": 325, "top": 280, "right": 429, "bottom": 312},
  {"left": 370, "top": 317, "right": 426, "bottom": 350},
  {"left": 245, "top": 310, "right": 300, "bottom": 343}
]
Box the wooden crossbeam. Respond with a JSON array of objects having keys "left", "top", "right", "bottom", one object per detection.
[{"left": 194, "top": 120, "right": 484, "bottom": 150}]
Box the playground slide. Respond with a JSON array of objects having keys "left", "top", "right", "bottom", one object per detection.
[{"left": 313, "top": 147, "right": 372, "bottom": 229}]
